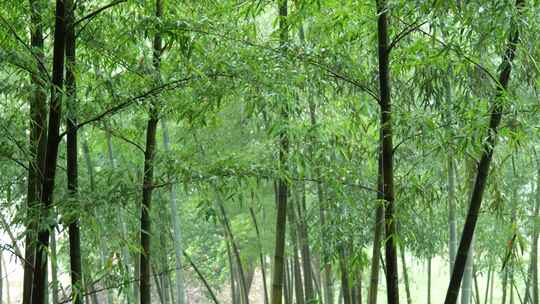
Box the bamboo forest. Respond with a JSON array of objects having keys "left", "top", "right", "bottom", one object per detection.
[{"left": 0, "top": 0, "right": 539, "bottom": 303}]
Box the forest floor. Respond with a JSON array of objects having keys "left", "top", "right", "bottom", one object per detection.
[{"left": 0, "top": 253, "right": 523, "bottom": 303}]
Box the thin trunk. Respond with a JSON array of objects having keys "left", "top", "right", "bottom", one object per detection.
[
  {"left": 375, "top": 0, "right": 399, "bottom": 303},
  {"left": 510, "top": 276, "right": 515, "bottom": 304},
  {"left": 445, "top": 73, "right": 458, "bottom": 278},
  {"left": 65, "top": 1, "right": 83, "bottom": 302},
  {"left": 246, "top": 262, "right": 256, "bottom": 294},
  {"left": 339, "top": 246, "right": 352, "bottom": 304},
  {"left": 45, "top": 260, "right": 49, "bottom": 304},
  {"left": 484, "top": 267, "right": 491, "bottom": 304},
  {"left": 82, "top": 139, "right": 113, "bottom": 304},
  {"left": 306, "top": 69, "right": 331, "bottom": 304},
  {"left": 507, "top": 157, "right": 519, "bottom": 304},
  {"left": 444, "top": 1, "right": 524, "bottom": 302},
  {"left": 351, "top": 281, "right": 357, "bottom": 304},
  {"left": 531, "top": 152, "right": 539, "bottom": 304},
  {"left": 289, "top": 259, "right": 295, "bottom": 303},
  {"left": 169, "top": 276, "right": 176, "bottom": 304},
  {"left": 271, "top": 2, "right": 289, "bottom": 303},
  {"left": 400, "top": 247, "right": 412, "bottom": 304},
  {"left": 503, "top": 269, "right": 508, "bottom": 304},
  {"left": 139, "top": 0, "right": 162, "bottom": 303},
  {"left": 311, "top": 261, "right": 323, "bottom": 301},
  {"left": 512, "top": 280, "right": 523, "bottom": 304},
  {"left": 448, "top": 156, "right": 458, "bottom": 273},
  {"left": 473, "top": 269, "right": 480, "bottom": 304},
  {"left": 32, "top": 0, "right": 69, "bottom": 301},
  {"left": 288, "top": 195, "right": 305, "bottom": 304},
  {"left": 355, "top": 267, "right": 363, "bottom": 304},
  {"left": 284, "top": 259, "right": 291, "bottom": 304},
  {"left": 489, "top": 269, "right": 494, "bottom": 304},
  {"left": 84, "top": 286, "right": 91, "bottom": 304},
  {"left": 296, "top": 21, "right": 315, "bottom": 303},
  {"left": 161, "top": 120, "right": 187, "bottom": 304},
  {"left": 89, "top": 283, "right": 100, "bottom": 304},
  {"left": 428, "top": 257, "right": 432, "bottom": 304},
  {"left": 322, "top": 218, "right": 333, "bottom": 304},
  {"left": 226, "top": 240, "right": 237, "bottom": 304},
  {"left": 216, "top": 195, "right": 249, "bottom": 304},
  {"left": 139, "top": 95, "right": 159, "bottom": 303},
  {"left": 249, "top": 206, "right": 270, "bottom": 304},
  {"left": 51, "top": 231, "right": 59, "bottom": 304},
  {"left": 292, "top": 238, "right": 305, "bottom": 304},
  {"left": 158, "top": 230, "right": 171, "bottom": 304},
  {"left": 24, "top": 0, "right": 48, "bottom": 301},
  {"left": 153, "top": 266, "right": 165, "bottom": 304},
  {"left": 461, "top": 238, "right": 474, "bottom": 304},
  {"left": 525, "top": 259, "right": 533, "bottom": 304},
  {"left": 102, "top": 131, "right": 134, "bottom": 304},
  {"left": 368, "top": 153, "right": 384, "bottom": 304},
  {"left": 296, "top": 184, "right": 315, "bottom": 303},
  {"left": 183, "top": 251, "right": 220, "bottom": 304}
]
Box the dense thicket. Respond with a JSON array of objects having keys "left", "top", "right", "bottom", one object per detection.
[{"left": 0, "top": 1, "right": 538, "bottom": 304}]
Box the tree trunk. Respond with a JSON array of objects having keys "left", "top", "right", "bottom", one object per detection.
[
  {"left": 461, "top": 238, "right": 474, "bottom": 304},
  {"left": 484, "top": 267, "right": 491, "bottom": 304},
  {"left": 249, "top": 206, "right": 270, "bottom": 304},
  {"left": 375, "top": 0, "right": 399, "bottom": 303},
  {"left": 245, "top": 261, "right": 256, "bottom": 294},
  {"left": 428, "top": 257, "right": 432, "bottom": 304},
  {"left": 158, "top": 225, "right": 171, "bottom": 304},
  {"left": 183, "top": 251, "right": 220, "bottom": 304},
  {"left": 322, "top": 205, "right": 333, "bottom": 304},
  {"left": 509, "top": 157, "right": 519, "bottom": 304},
  {"left": 288, "top": 201, "right": 305, "bottom": 304},
  {"left": 296, "top": 184, "right": 315, "bottom": 303},
  {"left": 339, "top": 246, "right": 352, "bottom": 304},
  {"left": 153, "top": 266, "right": 165, "bottom": 304},
  {"left": 82, "top": 139, "right": 113, "bottom": 304},
  {"left": 139, "top": 0, "right": 162, "bottom": 303},
  {"left": 530, "top": 152, "right": 540, "bottom": 304},
  {"left": 139, "top": 83, "right": 159, "bottom": 303},
  {"left": 311, "top": 263, "right": 323, "bottom": 301},
  {"left": 51, "top": 231, "right": 59, "bottom": 304},
  {"left": 473, "top": 268, "right": 480, "bottom": 304},
  {"left": 216, "top": 195, "right": 250, "bottom": 304},
  {"left": 510, "top": 275, "right": 515, "bottom": 304},
  {"left": 489, "top": 268, "right": 494, "bottom": 304},
  {"left": 65, "top": 1, "right": 83, "bottom": 302},
  {"left": 226, "top": 240, "right": 238, "bottom": 304},
  {"left": 444, "top": 1, "right": 524, "bottom": 302},
  {"left": 32, "top": 0, "right": 68, "bottom": 301},
  {"left": 284, "top": 259, "right": 292, "bottom": 304},
  {"left": 448, "top": 156, "right": 458, "bottom": 273},
  {"left": 161, "top": 120, "right": 187, "bottom": 304},
  {"left": 503, "top": 269, "right": 508, "bottom": 304},
  {"left": 368, "top": 153, "right": 384, "bottom": 304},
  {"left": 23, "top": 0, "right": 48, "bottom": 301},
  {"left": 270, "top": 2, "right": 289, "bottom": 304},
  {"left": 306, "top": 70, "right": 331, "bottom": 304},
  {"left": 355, "top": 266, "right": 363, "bottom": 304},
  {"left": 89, "top": 283, "right": 100, "bottom": 304},
  {"left": 400, "top": 247, "right": 412, "bottom": 304}
]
